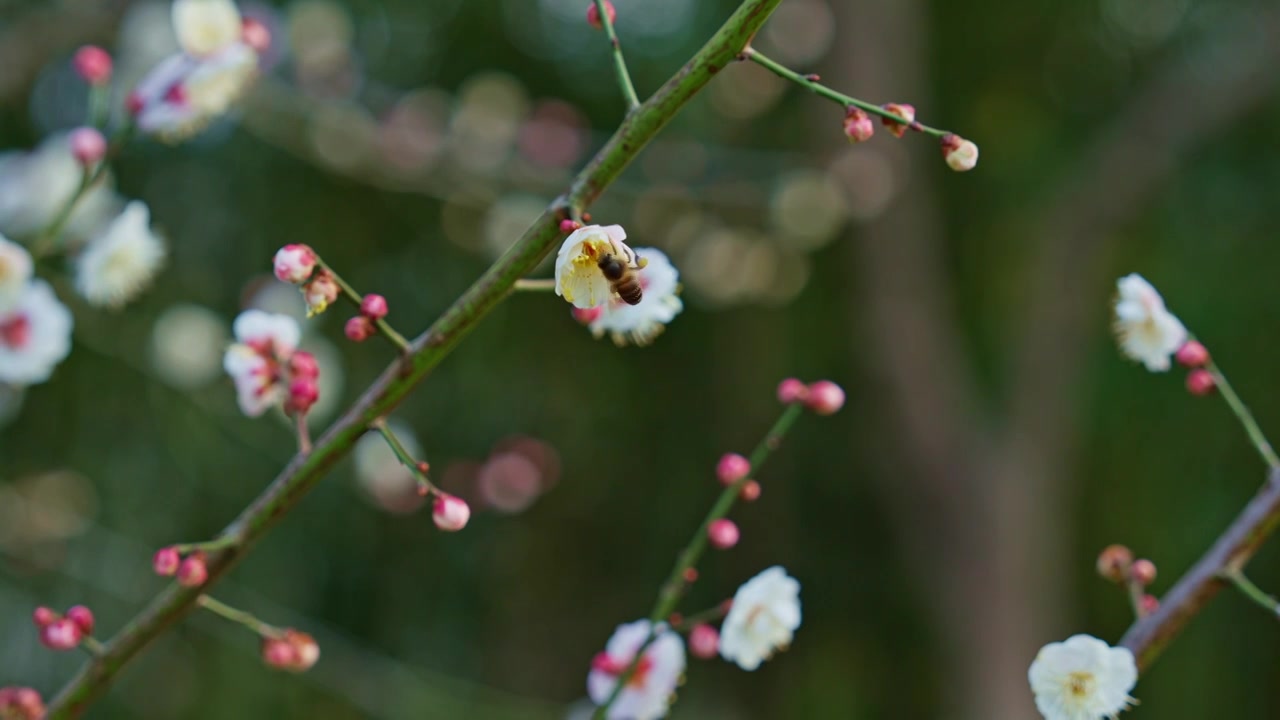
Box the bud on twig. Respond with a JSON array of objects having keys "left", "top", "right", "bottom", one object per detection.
[
  {"left": 843, "top": 108, "right": 874, "bottom": 143},
  {"left": 433, "top": 494, "right": 471, "bottom": 532},
  {"left": 1130, "top": 559, "right": 1157, "bottom": 586},
  {"left": 881, "top": 103, "right": 916, "bottom": 138},
  {"left": 1186, "top": 369, "right": 1216, "bottom": 396},
  {"left": 1096, "top": 544, "right": 1133, "bottom": 583},
  {"left": 73, "top": 46, "right": 112, "bottom": 85},
  {"left": 689, "top": 624, "right": 720, "bottom": 659},
  {"left": 716, "top": 453, "right": 751, "bottom": 485},
  {"left": 805, "top": 380, "right": 845, "bottom": 415},
  {"left": 586, "top": 1, "right": 617, "bottom": 30},
  {"left": 69, "top": 127, "right": 106, "bottom": 167},
  {"left": 1176, "top": 341, "right": 1210, "bottom": 368},
  {"left": 360, "top": 294, "right": 388, "bottom": 320},
  {"left": 707, "top": 518, "right": 740, "bottom": 549}
]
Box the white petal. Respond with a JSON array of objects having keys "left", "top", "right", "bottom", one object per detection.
[{"left": 173, "top": 0, "right": 243, "bottom": 56}]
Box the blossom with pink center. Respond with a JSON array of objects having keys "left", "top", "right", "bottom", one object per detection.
[
  {"left": 1113, "top": 274, "right": 1186, "bottom": 372},
  {"left": 130, "top": 0, "right": 259, "bottom": 142},
  {"left": 587, "top": 247, "right": 683, "bottom": 346},
  {"left": 222, "top": 309, "right": 303, "bottom": 417},
  {"left": 0, "top": 280, "right": 73, "bottom": 386},
  {"left": 587, "top": 620, "right": 685, "bottom": 719}
]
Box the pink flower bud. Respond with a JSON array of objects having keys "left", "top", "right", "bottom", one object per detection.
[
  {"left": 32, "top": 606, "right": 56, "bottom": 628},
  {"left": 176, "top": 553, "right": 208, "bottom": 587},
  {"left": 287, "top": 378, "right": 319, "bottom": 415},
  {"left": 688, "top": 624, "right": 720, "bottom": 659},
  {"left": 1095, "top": 544, "right": 1132, "bottom": 583},
  {"left": 1140, "top": 594, "right": 1160, "bottom": 615},
  {"left": 303, "top": 271, "right": 340, "bottom": 316},
  {"left": 73, "top": 46, "right": 112, "bottom": 85},
  {"left": 805, "top": 380, "right": 846, "bottom": 415},
  {"left": 242, "top": 17, "right": 272, "bottom": 53},
  {"left": 716, "top": 453, "right": 751, "bottom": 485},
  {"left": 360, "top": 293, "right": 388, "bottom": 320},
  {"left": 707, "top": 519, "right": 739, "bottom": 549},
  {"left": 881, "top": 103, "right": 916, "bottom": 138},
  {"left": 344, "top": 315, "right": 375, "bottom": 342},
  {"left": 940, "top": 133, "right": 979, "bottom": 172},
  {"left": 289, "top": 351, "right": 320, "bottom": 380},
  {"left": 1176, "top": 340, "right": 1210, "bottom": 368},
  {"left": 560, "top": 219, "right": 582, "bottom": 233},
  {"left": 287, "top": 630, "right": 320, "bottom": 671},
  {"left": 842, "top": 107, "right": 874, "bottom": 143},
  {"left": 777, "top": 377, "right": 808, "bottom": 404},
  {"left": 69, "top": 127, "right": 107, "bottom": 167},
  {"left": 66, "top": 605, "right": 95, "bottom": 635},
  {"left": 682, "top": 567, "right": 699, "bottom": 583},
  {"left": 262, "top": 636, "right": 297, "bottom": 669},
  {"left": 586, "top": 1, "right": 616, "bottom": 30},
  {"left": 153, "top": 546, "right": 181, "bottom": 576},
  {"left": 433, "top": 494, "right": 471, "bottom": 532},
  {"left": 739, "top": 480, "right": 762, "bottom": 502},
  {"left": 273, "top": 244, "right": 318, "bottom": 284},
  {"left": 1186, "top": 369, "right": 1216, "bottom": 396},
  {"left": 1130, "top": 559, "right": 1157, "bottom": 586},
  {"left": 0, "top": 687, "right": 45, "bottom": 720},
  {"left": 40, "top": 618, "right": 82, "bottom": 651},
  {"left": 572, "top": 306, "right": 603, "bottom": 325}
]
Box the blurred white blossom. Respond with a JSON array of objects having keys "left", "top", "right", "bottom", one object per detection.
[
  {"left": 173, "top": 0, "right": 243, "bottom": 56},
  {"left": 1028, "top": 634, "right": 1137, "bottom": 720},
  {"left": 587, "top": 247, "right": 683, "bottom": 347},
  {"left": 1113, "top": 273, "right": 1186, "bottom": 372},
  {"left": 0, "top": 235, "right": 33, "bottom": 313},
  {"left": 150, "top": 304, "right": 229, "bottom": 388},
  {"left": 223, "top": 309, "right": 299, "bottom": 416},
  {"left": 555, "top": 224, "right": 634, "bottom": 309},
  {"left": 75, "top": 202, "right": 166, "bottom": 308},
  {"left": 0, "top": 280, "right": 73, "bottom": 386},
  {"left": 719, "top": 566, "right": 801, "bottom": 671},
  {"left": 587, "top": 620, "right": 685, "bottom": 720},
  {"left": 0, "top": 136, "right": 120, "bottom": 242}
]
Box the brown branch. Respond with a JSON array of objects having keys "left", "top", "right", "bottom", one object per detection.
[
  {"left": 1121, "top": 468, "right": 1280, "bottom": 670},
  {"left": 42, "top": 0, "right": 784, "bottom": 715}
]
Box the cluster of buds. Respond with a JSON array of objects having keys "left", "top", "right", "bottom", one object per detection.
[
  {"left": 261, "top": 629, "right": 320, "bottom": 673},
  {"left": 1175, "top": 340, "right": 1215, "bottom": 396},
  {"left": 153, "top": 546, "right": 210, "bottom": 587},
  {"left": 0, "top": 687, "right": 44, "bottom": 720},
  {"left": 224, "top": 310, "right": 320, "bottom": 418},
  {"left": 346, "top": 294, "right": 388, "bottom": 343},
  {"left": 716, "top": 453, "right": 761, "bottom": 502},
  {"left": 776, "top": 378, "right": 846, "bottom": 415},
  {"left": 273, "top": 244, "right": 339, "bottom": 318},
  {"left": 32, "top": 604, "right": 94, "bottom": 651},
  {"left": 842, "top": 103, "right": 979, "bottom": 172},
  {"left": 1097, "top": 544, "right": 1159, "bottom": 613}
]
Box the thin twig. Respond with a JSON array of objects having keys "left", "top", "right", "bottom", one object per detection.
[
  {"left": 1219, "top": 567, "right": 1280, "bottom": 616},
  {"left": 1205, "top": 358, "right": 1280, "bottom": 469},
  {"left": 593, "top": 0, "right": 641, "bottom": 111},
  {"left": 43, "top": 1, "right": 784, "bottom": 715}
]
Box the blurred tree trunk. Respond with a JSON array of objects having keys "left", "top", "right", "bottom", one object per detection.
[{"left": 829, "top": 2, "right": 1067, "bottom": 718}]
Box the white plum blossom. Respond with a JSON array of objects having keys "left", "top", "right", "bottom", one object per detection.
[
  {"left": 1028, "top": 634, "right": 1137, "bottom": 720},
  {"left": 75, "top": 202, "right": 166, "bottom": 307},
  {"left": 719, "top": 566, "right": 802, "bottom": 671},
  {"left": 0, "top": 280, "right": 73, "bottom": 386},
  {"left": 588, "top": 247, "right": 683, "bottom": 346},
  {"left": 1113, "top": 273, "right": 1187, "bottom": 372},
  {"left": 172, "top": 0, "right": 243, "bottom": 56},
  {"left": 0, "top": 235, "right": 33, "bottom": 312},
  {"left": 130, "top": 0, "right": 259, "bottom": 141},
  {"left": 587, "top": 620, "right": 685, "bottom": 720},
  {"left": 554, "top": 224, "right": 637, "bottom": 309},
  {"left": 222, "top": 310, "right": 300, "bottom": 416},
  {"left": 0, "top": 136, "right": 121, "bottom": 242}
]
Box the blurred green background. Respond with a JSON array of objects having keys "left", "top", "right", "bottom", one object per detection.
[{"left": 4, "top": 0, "right": 1280, "bottom": 717}]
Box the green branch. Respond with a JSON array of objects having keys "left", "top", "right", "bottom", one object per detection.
[
  {"left": 594, "top": 0, "right": 641, "bottom": 110},
  {"left": 42, "top": 0, "right": 783, "bottom": 715}
]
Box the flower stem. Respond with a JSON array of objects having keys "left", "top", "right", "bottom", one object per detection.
[
  {"left": 197, "top": 595, "right": 282, "bottom": 639},
  {"left": 295, "top": 412, "right": 312, "bottom": 454},
  {"left": 172, "top": 536, "right": 239, "bottom": 555},
  {"left": 670, "top": 602, "right": 730, "bottom": 632},
  {"left": 512, "top": 278, "right": 557, "bottom": 292},
  {"left": 1220, "top": 567, "right": 1280, "bottom": 616},
  {"left": 80, "top": 637, "right": 105, "bottom": 658},
  {"left": 30, "top": 121, "right": 134, "bottom": 259},
  {"left": 370, "top": 417, "right": 437, "bottom": 496},
  {"left": 1127, "top": 579, "right": 1147, "bottom": 619},
  {"left": 1206, "top": 359, "right": 1280, "bottom": 469},
  {"left": 594, "top": 0, "right": 641, "bottom": 111},
  {"left": 316, "top": 259, "right": 413, "bottom": 354},
  {"left": 742, "top": 47, "right": 951, "bottom": 139},
  {"left": 595, "top": 402, "right": 806, "bottom": 717}
]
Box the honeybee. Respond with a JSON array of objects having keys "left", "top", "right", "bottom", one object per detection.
[{"left": 598, "top": 253, "right": 648, "bottom": 305}]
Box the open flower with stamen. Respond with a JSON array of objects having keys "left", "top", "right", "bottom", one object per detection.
[
  {"left": 130, "top": 0, "right": 260, "bottom": 142},
  {"left": 0, "top": 235, "right": 33, "bottom": 313},
  {"left": 587, "top": 620, "right": 685, "bottom": 720},
  {"left": 75, "top": 202, "right": 166, "bottom": 307},
  {"left": 222, "top": 309, "right": 303, "bottom": 417},
  {"left": 1113, "top": 274, "right": 1186, "bottom": 372},
  {"left": 1028, "top": 634, "right": 1137, "bottom": 720},
  {"left": 0, "top": 280, "right": 73, "bottom": 386},
  {"left": 586, "top": 247, "right": 683, "bottom": 346},
  {"left": 719, "top": 566, "right": 801, "bottom": 671},
  {"left": 554, "top": 224, "right": 636, "bottom": 309}
]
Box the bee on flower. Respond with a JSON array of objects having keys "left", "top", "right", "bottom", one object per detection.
[
  {"left": 554, "top": 224, "right": 644, "bottom": 309},
  {"left": 575, "top": 247, "right": 684, "bottom": 347}
]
